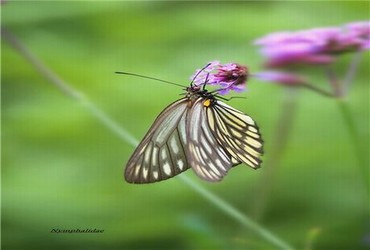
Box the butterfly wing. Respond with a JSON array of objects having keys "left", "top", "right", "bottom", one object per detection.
[
  {"left": 206, "top": 100, "right": 263, "bottom": 169},
  {"left": 186, "top": 98, "right": 236, "bottom": 182},
  {"left": 125, "top": 98, "right": 191, "bottom": 183}
]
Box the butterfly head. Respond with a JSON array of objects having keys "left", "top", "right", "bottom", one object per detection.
[{"left": 185, "top": 85, "right": 217, "bottom": 108}]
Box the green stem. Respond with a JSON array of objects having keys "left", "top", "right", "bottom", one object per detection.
[
  {"left": 324, "top": 65, "right": 342, "bottom": 97},
  {"left": 179, "top": 175, "right": 294, "bottom": 250},
  {"left": 300, "top": 82, "right": 334, "bottom": 97},
  {"left": 251, "top": 87, "right": 299, "bottom": 221},
  {"left": 343, "top": 51, "right": 363, "bottom": 96},
  {"left": 3, "top": 27, "right": 295, "bottom": 250},
  {"left": 336, "top": 99, "right": 368, "bottom": 189},
  {"left": 323, "top": 62, "right": 368, "bottom": 190}
]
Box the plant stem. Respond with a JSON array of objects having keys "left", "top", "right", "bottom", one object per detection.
[
  {"left": 324, "top": 65, "right": 342, "bottom": 97},
  {"left": 1, "top": 27, "right": 139, "bottom": 147},
  {"left": 343, "top": 51, "right": 363, "bottom": 96},
  {"left": 251, "top": 87, "right": 299, "bottom": 221},
  {"left": 179, "top": 175, "right": 294, "bottom": 250},
  {"left": 336, "top": 100, "right": 368, "bottom": 189},
  {"left": 300, "top": 82, "right": 334, "bottom": 97},
  {"left": 2, "top": 27, "right": 295, "bottom": 250},
  {"left": 324, "top": 64, "right": 368, "bottom": 190}
]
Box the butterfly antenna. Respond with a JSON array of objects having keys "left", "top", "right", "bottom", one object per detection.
[
  {"left": 209, "top": 88, "right": 226, "bottom": 94},
  {"left": 202, "top": 73, "right": 210, "bottom": 90},
  {"left": 115, "top": 71, "right": 187, "bottom": 88},
  {"left": 190, "top": 62, "right": 211, "bottom": 87},
  {"left": 215, "top": 95, "right": 247, "bottom": 101}
]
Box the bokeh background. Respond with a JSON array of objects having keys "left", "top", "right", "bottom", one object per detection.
[{"left": 2, "top": 1, "right": 369, "bottom": 250}]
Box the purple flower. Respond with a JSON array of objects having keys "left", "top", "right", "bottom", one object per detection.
[
  {"left": 191, "top": 60, "right": 220, "bottom": 85},
  {"left": 255, "top": 21, "right": 370, "bottom": 68},
  {"left": 191, "top": 61, "right": 248, "bottom": 95}
]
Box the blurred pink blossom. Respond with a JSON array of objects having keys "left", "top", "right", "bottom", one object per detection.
[{"left": 255, "top": 21, "right": 370, "bottom": 68}]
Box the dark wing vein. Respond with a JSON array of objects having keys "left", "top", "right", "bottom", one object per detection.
[
  {"left": 125, "top": 98, "right": 191, "bottom": 183},
  {"left": 207, "top": 100, "right": 263, "bottom": 169},
  {"left": 186, "top": 98, "right": 235, "bottom": 182}
]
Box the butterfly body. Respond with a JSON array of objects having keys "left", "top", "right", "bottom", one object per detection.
[
  {"left": 125, "top": 84, "right": 263, "bottom": 184},
  {"left": 184, "top": 85, "right": 215, "bottom": 106}
]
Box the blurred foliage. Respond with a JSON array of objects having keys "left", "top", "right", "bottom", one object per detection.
[{"left": 2, "top": 1, "right": 369, "bottom": 250}]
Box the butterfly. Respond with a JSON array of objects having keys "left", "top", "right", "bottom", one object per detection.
[{"left": 123, "top": 69, "right": 263, "bottom": 184}]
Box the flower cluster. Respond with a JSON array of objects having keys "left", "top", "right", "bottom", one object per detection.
[
  {"left": 255, "top": 21, "right": 370, "bottom": 68},
  {"left": 191, "top": 61, "right": 248, "bottom": 95},
  {"left": 191, "top": 21, "right": 369, "bottom": 95}
]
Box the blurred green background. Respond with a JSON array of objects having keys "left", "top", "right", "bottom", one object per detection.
[{"left": 2, "top": 1, "right": 369, "bottom": 250}]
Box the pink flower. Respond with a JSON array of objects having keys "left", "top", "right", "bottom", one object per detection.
[
  {"left": 191, "top": 61, "right": 248, "bottom": 95},
  {"left": 255, "top": 21, "right": 370, "bottom": 68}
]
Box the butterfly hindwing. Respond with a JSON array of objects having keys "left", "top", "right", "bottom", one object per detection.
[
  {"left": 206, "top": 100, "right": 263, "bottom": 169},
  {"left": 125, "top": 98, "right": 190, "bottom": 183}
]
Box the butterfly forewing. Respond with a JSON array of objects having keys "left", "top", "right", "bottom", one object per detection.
[
  {"left": 186, "top": 98, "right": 236, "bottom": 182},
  {"left": 206, "top": 101, "right": 263, "bottom": 169},
  {"left": 125, "top": 98, "right": 190, "bottom": 183}
]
